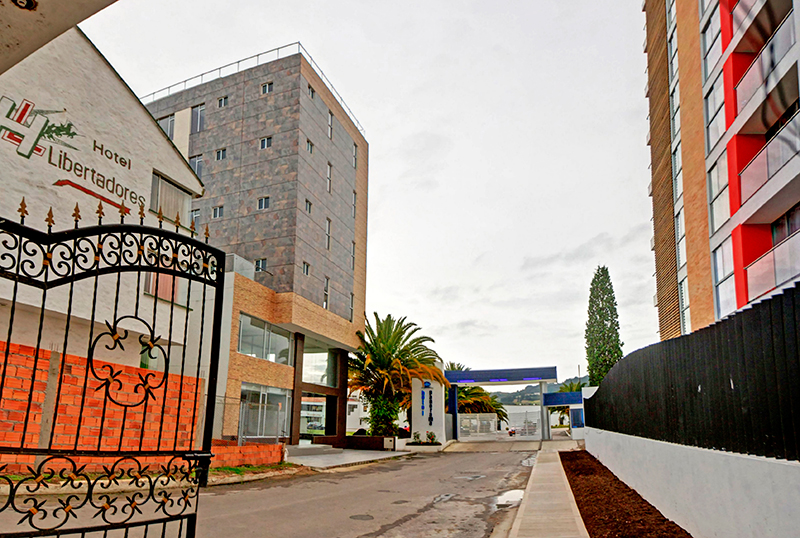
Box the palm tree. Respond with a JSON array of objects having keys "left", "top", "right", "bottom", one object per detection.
[
  {"left": 444, "top": 362, "right": 508, "bottom": 424},
  {"left": 349, "top": 314, "right": 448, "bottom": 436}
]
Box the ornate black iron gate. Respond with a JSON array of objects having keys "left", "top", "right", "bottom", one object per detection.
[{"left": 0, "top": 201, "right": 225, "bottom": 537}]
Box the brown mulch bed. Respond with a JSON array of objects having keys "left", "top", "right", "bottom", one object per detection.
[{"left": 560, "top": 451, "right": 693, "bottom": 538}]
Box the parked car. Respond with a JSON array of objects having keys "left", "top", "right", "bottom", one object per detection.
[{"left": 306, "top": 423, "right": 324, "bottom": 431}]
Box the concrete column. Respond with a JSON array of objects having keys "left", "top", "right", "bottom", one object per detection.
[{"left": 540, "top": 381, "right": 550, "bottom": 441}]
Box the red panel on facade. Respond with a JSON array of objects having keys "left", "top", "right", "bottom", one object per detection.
[
  {"left": 720, "top": 0, "right": 733, "bottom": 48},
  {"left": 732, "top": 224, "right": 773, "bottom": 307},
  {"left": 728, "top": 134, "right": 765, "bottom": 214}
]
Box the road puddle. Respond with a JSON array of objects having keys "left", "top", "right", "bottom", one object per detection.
[{"left": 495, "top": 489, "right": 524, "bottom": 508}]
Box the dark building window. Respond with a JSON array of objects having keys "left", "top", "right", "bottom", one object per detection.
[
  {"left": 305, "top": 199, "right": 312, "bottom": 213},
  {"left": 325, "top": 218, "right": 331, "bottom": 250},
  {"left": 327, "top": 111, "right": 333, "bottom": 139},
  {"left": 158, "top": 115, "right": 174, "bottom": 140},
  {"left": 191, "top": 104, "right": 205, "bottom": 134},
  {"left": 218, "top": 96, "right": 228, "bottom": 108},
  {"left": 262, "top": 82, "right": 273, "bottom": 94},
  {"left": 302, "top": 262, "right": 310, "bottom": 276},
  {"left": 189, "top": 155, "right": 203, "bottom": 179},
  {"left": 258, "top": 196, "right": 270, "bottom": 210},
  {"left": 353, "top": 143, "right": 358, "bottom": 169},
  {"left": 349, "top": 293, "right": 354, "bottom": 322},
  {"left": 323, "top": 277, "right": 330, "bottom": 309},
  {"left": 307, "top": 139, "right": 314, "bottom": 153},
  {"left": 190, "top": 209, "right": 200, "bottom": 225},
  {"left": 212, "top": 205, "right": 224, "bottom": 219},
  {"left": 216, "top": 148, "right": 226, "bottom": 161},
  {"left": 351, "top": 241, "right": 356, "bottom": 270},
  {"left": 772, "top": 202, "right": 800, "bottom": 245},
  {"left": 255, "top": 258, "right": 268, "bottom": 272},
  {"left": 352, "top": 191, "right": 357, "bottom": 218},
  {"left": 326, "top": 163, "right": 332, "bottom": 193},
  {"left": 308, "top": 85, "right": 315, "bottom": 99},
  {"left": 260, "top": 136, "right": 272, "bottom": 149}
]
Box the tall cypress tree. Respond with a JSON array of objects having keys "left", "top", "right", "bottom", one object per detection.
[{"left": 585, "top": 266, "right": 623, "bottom": 386}]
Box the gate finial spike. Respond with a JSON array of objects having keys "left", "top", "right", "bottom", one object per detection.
[
  {"left": 157, "top": 206, "right": 164, "bottom": 228},
  {"left": 18, "top": 198, "right": 28, "bottom": 223},
  {"left": 72, "top": 204, "right": 81, "bottom": 228},
  {"left": 138, "top": 203, "right": 146, "bottom": 224},
  {"left": 204, "top": 224, "right": 210, "bottom": 242},
  {"left": 174, "top": 211, "right": 181, "bottom": 230},
  {"left": 119, "top": 200, "right": 127, "bottom": 223},
  {"left": 189, "top": 219, "right": 196, "bottom": 236},
  {"left": 45, "top": 207, "right": 55, "bottom": 230},
  {"left": 96, "top": 201, "right": 105, "bottom": 224}
]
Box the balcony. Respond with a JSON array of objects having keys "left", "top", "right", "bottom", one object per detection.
[
  {"left": 733, "top": 0, "right": 758, "bottom": 35},
  {"left": 747, "top": 229, "right": 800, "bottom": 300},
  {"left": 739, "top": 110, "right": 800, "bottom": 203},
  {"left": 736, "top": 13, "right": 795, "bottom": 113}
]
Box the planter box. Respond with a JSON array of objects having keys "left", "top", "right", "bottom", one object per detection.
[{"left": 345, "top": 435, "right": 396, "bottom": 451}]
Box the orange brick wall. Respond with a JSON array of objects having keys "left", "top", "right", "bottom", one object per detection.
[{"left": 209, "top": 441, "right": 283, "bottom": 468}]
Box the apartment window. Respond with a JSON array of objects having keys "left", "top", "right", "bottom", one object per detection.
[
  {"left": 216, "top": 148, "right": 226, "bottom": 161},
  {"left": 212, "top": 206, "right": 224, "bottom": 219},
  {"left": 676, "top": 209, "right": 687, "bottom": 268},
  {"left": 302, "top": 262, "right": 310, "bottom": 276},
  {"left": 327, "top": 111, "right": 334, "bottom": 139},
  {"left": 351, "top": 241, "right": 356, "bottom": 270},
  {"left": 191, "top": 104, "right": 205, "bottom": 134},
  {"left": 238, "top": 314, "right": 292, "bottom": 365},
  {"left": 771, "top": 202, "right": 800, "bottom": 245},
  {"left": 351, "top": 191, "right": 357, "bottom": 218},
  {"left": 673, "top": 143, "right": 683, "bottom": 201},
  {"left": 189, "top": 155, "right": 203, "bottom": 179},
  {"left": 261, "top": 82, "right": 273, "bottom": 94},
  {"left": 258, "top": 196, "right": 270, "bottom": 210},
  {"left": 157, "top": 115, "right": 174, "bottom": 140},
  {"left": 671, "top": 83, "right": 681, "bottom": 136},
  {"left": 307, "top": 139, "right": 314, "bottom": 153},
  {"left": 702, "top": 5, "right": 722, "bottom": 79},
  {"left": 255, "top": 258, "right": 268, "bottom": 272},
  {"left": 699, "top": 0, "right": 713, "bottom": 17},
  {"left": 705, "top": 74, "right": 726, "bottom": 151},
  {"left": 308, "top": 85, "right": 315, "bottom": 99},
  {"left": 668, "top": 30, "right": 679, "bottom": 82},
  {"left": 679, "top": 277, "right": 691, "bottom": 334},
  {"left": 305, "top": 199, "right": 312, "bottom": 213},
  {"left": 150, "top": 172, "right": 191, "bottom": 221},
  {"left": 325, "top": 218, "right": 331, "bottom": 250},
  {"left": 353, "top": 143, "right": 358, "bottom": 168},
  {"left": 189, "top": 209, "right": 200, "bottom": 226},
  {"left": 260, "top": 136, "right": 272, "bottom": 149},
  {"left": 713, "top": 237, "right": 736, "bottom": 317},
  {"left": 218, "top": 96, "right": 228, "bottom": 108},
  {"left": 323, "top": 277, "right": 330, "bottom": 309},
  {"left": 709, "top": 152, "right": 730, "bottom": 233},
  {"left": 349, "top": 293, "right": 354, "bottom": 322},
  {"left": 667, "top": 0, "right": 676, "bottom": 27},
  {"left": 326, "top": 162, "right": 332, "bottom": 193}
]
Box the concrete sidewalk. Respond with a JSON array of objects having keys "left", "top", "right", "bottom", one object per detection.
[{"left": 509, "top": 450, "right": 589, "bottom": 538}]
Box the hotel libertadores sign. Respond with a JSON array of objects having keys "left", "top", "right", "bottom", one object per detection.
[{"left": 0, "top": 95, "right": 147, "bottom": 213}]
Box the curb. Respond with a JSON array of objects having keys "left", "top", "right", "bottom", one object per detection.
[
  {"left": 508, "top": 453, "right": 537, "bottom": 538},
  {"left": 309, "top": 453, "right": 414, "bottom": 472}
]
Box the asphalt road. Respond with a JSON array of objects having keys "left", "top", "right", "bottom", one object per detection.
[{"left": 196, "top": 451, "right": 534, "bottom": 538}]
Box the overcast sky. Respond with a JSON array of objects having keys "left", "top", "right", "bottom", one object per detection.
[{"left": 81, "top": 1, "right": 657, "bottom": 384}]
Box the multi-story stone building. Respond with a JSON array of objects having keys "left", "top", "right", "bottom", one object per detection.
[
  {"left": 644, "top": 0, "right": 800, "bottom": 338},
  {"left": 144, "top": 44, "right": 368, "bottom": 447}
]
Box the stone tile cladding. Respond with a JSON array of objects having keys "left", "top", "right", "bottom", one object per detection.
[
  {"left": 0, "top": 341, "right": 203, "bottom": 473},
  {"left": 146, "top": 54, "right": 367, "bottom": 336},
  {"left": 645, "top": 0, "right": 681, "bottom": 339},
  {"left": 675, "top": 0, "right": 715, "bottom": 330}
]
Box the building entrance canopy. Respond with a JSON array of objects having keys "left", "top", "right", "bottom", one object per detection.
[{"left": 444, "top": 366, "right": 558, "bottom": 386}]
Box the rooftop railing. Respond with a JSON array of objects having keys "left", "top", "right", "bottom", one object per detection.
[
  {"left": 139, "top": 42, "right": 365, "bottom": 134},
  {"left": 739, "top": 108, "right": 800, "bottom": 203},
  {"left": 736, "top": 12, "right": 795, "bottom": 113}
]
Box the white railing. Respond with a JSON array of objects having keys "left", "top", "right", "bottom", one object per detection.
[
  {"left": 747, "top": 229, "right": 800, "bottom": 301},
  {"left": 139, "top": 42, "right": 365, "bottom": 134},
  {"left": 739, "top": 109, "right": 800, "bottom": 203},
  {"left": 732, "top": 0, "right": 759, "bottom": 34}
]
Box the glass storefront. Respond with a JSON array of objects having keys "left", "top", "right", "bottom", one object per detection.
[
  {"left": 240, "top": 383, "right": 292, "bottom": 440},
  {"left": 302, "top": 337, "right": 338, "bottom": 387},
  {"left": 238, "top": 314, "right": 292, "bottom": 365},
  {"left": 300, "top": 392, "right": 332, "bottom": 436}
]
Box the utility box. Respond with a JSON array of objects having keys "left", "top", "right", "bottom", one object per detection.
[{"left": 384, "top": 437, "right": 396, "bottom": 451}]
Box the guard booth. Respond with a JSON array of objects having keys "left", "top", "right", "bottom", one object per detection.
[
  {"left": 444, "top": 367, "right": 558, "bottom": 441},
  {"left": 542, "top": 391, "right": 584, "bottom": 440}
]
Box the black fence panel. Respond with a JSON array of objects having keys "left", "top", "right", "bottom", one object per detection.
[{"left": 585, "top": 282, "right": 800, "bottom": 461}]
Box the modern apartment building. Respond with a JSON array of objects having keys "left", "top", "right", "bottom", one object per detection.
[
  {"left": 143, "top": 44, "right": 368, "bottom": 447},
  {"left": 644, "top": 0, "right": 800, "bottom": 338}
]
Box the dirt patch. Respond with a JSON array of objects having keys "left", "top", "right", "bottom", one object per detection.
[{"left": 560, "top": 451, "right": 693, "bottom": 538}]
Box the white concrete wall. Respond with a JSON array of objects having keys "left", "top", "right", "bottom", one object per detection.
[{"left": 585, "top": 428, "right": 800, "bottom": 538}]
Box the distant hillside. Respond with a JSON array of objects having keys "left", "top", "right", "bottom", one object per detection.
[{"left": 490, "top": 376, "right": 589, "bottom": 405}]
